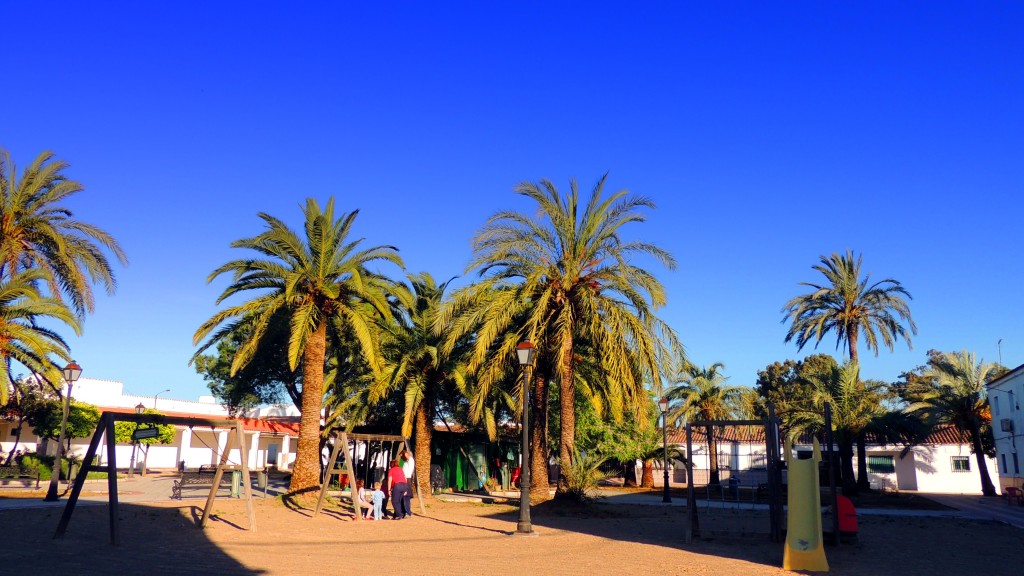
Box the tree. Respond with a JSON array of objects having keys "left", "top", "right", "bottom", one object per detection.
[
  {"left": 449, "top": 174, "right": 679, "bottom": 491},
  {"left": 114, "top": 408, "right": 175, "bottom": 475},
  {"left": 904, "top": 350, "right": 1005, "bottom": 497},
  {"left": 0, "top": 148, "right": 127, "bottom": 317},
  {"left": 193, "top": 312, "right": 295, "bottom": 416},
  {"left": 193, "top": 198, "right": 403, "bottom": 494},
  {"left": 1, "top": 377, "right": 50, "bottom": 464},
  {"left": 370, "top": 272, "right": 470, "bottom": 500},
  {"left": 0, "top": 269, "right": 79, "bottom": 404},
  {"left": 26, "top": 397, "right": 100, "bottom": 453},
  {"left": 665, "top": 362, "right": 739, "bottom": 485},
  {"left": 782, "top": 250, "right": 916, "bottom": 365}
]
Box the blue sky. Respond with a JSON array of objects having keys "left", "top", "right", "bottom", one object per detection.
[{"left": 5, "top": 3, "right": 1022, "bottom": 401}]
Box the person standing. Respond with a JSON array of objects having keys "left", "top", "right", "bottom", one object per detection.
[
  {"left": 387, "top": 459, "right": 410, "bottom": 519},
  {"left": 400, "top": 448, "right": 415, "bottom": 515}
]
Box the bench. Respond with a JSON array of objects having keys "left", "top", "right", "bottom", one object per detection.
[
  {"left": 0, "top": 465, "right": 40, "bottom": 488},
  {"left": 171, "top": 467, "right": 232, "bottom": 499}
]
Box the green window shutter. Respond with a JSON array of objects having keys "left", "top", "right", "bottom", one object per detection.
[{"left": 867, "top": 455, "right": 895, "bottom": 473}]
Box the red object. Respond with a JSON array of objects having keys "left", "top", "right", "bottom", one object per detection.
[
  {"left": 388, "top": 466, "right": 407, "bottom": 487},
  {"left": 511, "top": 466, "right": 522, "bottom": 487},
  {"left": 837, "top": 494, "right": 858, "bottom": 534}
]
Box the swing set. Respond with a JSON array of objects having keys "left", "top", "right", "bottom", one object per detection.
[
  {"left": 54, "top": 411, "right": 257, "bottom": 545},
  {"left": 313, "top": 431, "right": 425, "bottom": 520}
]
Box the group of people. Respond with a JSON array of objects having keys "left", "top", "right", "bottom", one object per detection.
[{"left": 355, "top": 448, "right": 415, "bottom": 520}]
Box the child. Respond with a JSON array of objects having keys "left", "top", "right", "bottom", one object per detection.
[
  {"left": 356, "top": 480, "right": 372, "bottom": 519},
  {"left": 370, "top": 482, "right": 385, "bottom": 520}
]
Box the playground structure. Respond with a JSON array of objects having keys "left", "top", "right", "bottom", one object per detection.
[
  {"left": 683, "top": 415, "right": 785, "bottom": 543},
  {"left": 782, "top": 437, "right": 829, "bottom": 572},
  {"left": 313, "top": 431, "right": 425, "bottom": 520},
  {"left": 54, "top": 411, "right": 256, "bottom": 544}
]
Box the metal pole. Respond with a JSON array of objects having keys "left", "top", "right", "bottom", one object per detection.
[
  {"left": 662, "top": 411, "right": 671, "bottom": 503},
  {"left": 824, "top": 402, "right": 840, "bottom": 546},
  {"left": 517, "top": 364, "right": 532, "bottom": 534},
  {"left": 44, "top": 381, "right": 73, "bottom": 501}
]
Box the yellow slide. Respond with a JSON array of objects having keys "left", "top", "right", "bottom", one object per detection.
[{"left": 783, "top": 437, "right": 829, "bottom": 572}]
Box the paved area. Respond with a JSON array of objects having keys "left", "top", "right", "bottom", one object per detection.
[{"left": 6, "top": 476, "right": 1024, "bottom": 530}]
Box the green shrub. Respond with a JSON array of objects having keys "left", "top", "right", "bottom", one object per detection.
[
  {"left": 16, "top": 452, "right": 107, "bottom": 481},
  {"left": 559, "top": 450, "right": 612, "bottom": 502}
]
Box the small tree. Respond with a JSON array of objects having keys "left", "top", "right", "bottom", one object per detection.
[{"left": 114, "top": 409, "right": 175, "bottom": 475}]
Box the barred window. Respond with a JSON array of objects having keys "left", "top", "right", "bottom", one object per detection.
[{"left": 951, "top": 456, "right": 970, "bottom": 473}]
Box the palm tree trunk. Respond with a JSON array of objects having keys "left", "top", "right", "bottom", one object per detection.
[
  {"left": 529, "top": 371, "right": 550, "bottom": 503},
  {"left": 558, "top": 339, "right": 575, "bottom": 489},
  {"left": 641, "top": 460, "right": 655, "bottom": 488},
  {"left": 413, "top": 399, "right": 433, "bottom": 501},
  {"left": 707, "top": 425, "right": 720, "bottom": 485},
  {"left": 856, "top": 433, "right": 870, "bottom": 491},
  {"left": 289, "top": 321, "right": 327, "bottom": 494},
  {"left": 623, "top": 462, "right": 638, "bottom": 487},
  {"left": 838, "top": 439, "right": 857, "bottom": 495},
  {"left": 848, "top": 326, "right": 859, "bottom": 366},
  {"left": 970, "top": 422, "right": 997, "bottom": 496}
]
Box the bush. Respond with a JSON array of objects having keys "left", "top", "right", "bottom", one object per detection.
[
  {"left": 16, "top": 452, "right": 107, "bottom": 481},
  {"left": 559, "top": 450, "right": 612, "bottom": 503}
]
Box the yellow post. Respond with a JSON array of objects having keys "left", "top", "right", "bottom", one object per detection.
[{"left": 782, "top": 437, "right": 829, "bottom": 572}]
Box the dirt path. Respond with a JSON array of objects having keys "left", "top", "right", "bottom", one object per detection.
[{"left": 5, "top": 496, "right": 1024, "bottom": 575}]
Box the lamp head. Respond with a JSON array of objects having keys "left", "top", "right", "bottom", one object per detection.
[
  {"left": 135, "top": 403, "right": 146, "bottom": 414},
  {"left": 659, "top": 397, "right": 669, "bottom": 415},
  {"left": 63, "top": 361, "right": 83, "bottom": 384},
  {"left": 515, "top": 341, "right": 536, "bottom": 367}
]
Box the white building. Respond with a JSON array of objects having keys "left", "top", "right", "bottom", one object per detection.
[
  {"left": 668, "top": 424, "right": 998, "bottom": 495},
  {"left": 987, "top": 363, "right": 1024, "bottom": 493},
  {"left": 1, "top": 377, "right": 300, "bottom": 472}
]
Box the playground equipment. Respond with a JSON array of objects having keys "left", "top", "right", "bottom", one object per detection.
[
  {"left": 782, "top": 437, "right": 829, "bottom": 572},
  {"left": 313, "top": 431, "right": 425, "bottom": 520},
  {"left": 55, "top": 412, "right": 257, "bottom": 544}
]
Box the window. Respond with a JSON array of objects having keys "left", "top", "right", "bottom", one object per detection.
[
  {"left": 1002, "top": 454, "right": 1008, "bottom": 474},
  {"left": 951, "top": 456, "right": 970, "bottom": 473},
  {"left": 1015, "top": 453, "right": 1020, "bottom": 475},
  {"left": 994, "top": 395, "right": 1000, "bottom": 416},
  {"left": 867, "top": 455, "right": 895, "bottom": 474}
]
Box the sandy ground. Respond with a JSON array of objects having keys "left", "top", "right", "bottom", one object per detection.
[{"left": 5, "top": 495, "right": 1024, "bottom": 575}]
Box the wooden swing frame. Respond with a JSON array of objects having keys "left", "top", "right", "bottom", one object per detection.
[
  {"left": 313, "top": 431, "right": 426, "bottom": 520},
  {"left": 54, "top": 411, "right": 257, "bottom": 545}
]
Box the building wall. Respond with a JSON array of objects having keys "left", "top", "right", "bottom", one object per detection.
[{"left": 988, "top": 366, "right": 1024, "bottom": 492}]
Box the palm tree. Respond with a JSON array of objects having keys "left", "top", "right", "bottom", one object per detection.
[
  {"left": 665, "top": 362, "right": 739, "bottom": 485},
  {"left": 371, "top": 272, "right": 470, "bottom": 500},
  {"left": 0, "top": 269, "right": 80, "bottom": 404},
  {"left": 782, "top": 250, "right": 916, "bottom": 365},
  {"left": 0, "top": 148, "right": 127, "bottom": 317},
  {"left": 447, "top": 174, "right": 679, "bottom": 488},
  {"left": 193, "top": 198, "right": 403, "bottom": 493},
  {"left": 907, "top": 350, "right": 1000, "bottom": 496}
]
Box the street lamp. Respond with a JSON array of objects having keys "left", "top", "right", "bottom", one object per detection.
[
  {"left": 129, "top": 402, "right": 145, "bottom": 477},
  {"left": 515, "top": 341, "right": 536, "bottom": 535},
  {"left": 44, "top": 361, "right": 82, "bottom": 501},
  {"left": 154, "top": 389, "right": 170, "bottom": 411},
  {"left": 659, "top": 397, "right": 671, "bottom": 503}
]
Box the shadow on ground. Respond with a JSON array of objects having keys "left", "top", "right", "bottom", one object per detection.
[{"left": 2, "top": 503, "right": 262, "bottom": 574}]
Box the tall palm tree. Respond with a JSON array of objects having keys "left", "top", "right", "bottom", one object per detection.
[
  {"left": 445, "top": 175, "right": 679, "bottom": 489},
  {"left": 908, "top": 350, "right": 1000, "bottom": 496},
  {"left": 0, "top": 148, "right": 127, "bottom": 317},
  {"left": 0, "top": 269, "right": 80, "bottom": 404},
  {"left": 665, "top": 362, "right": 739, "bottom": 485},
  {"left": 371, "top": 272, "right": 469, "bottom": 500},
  {"left": 782, "top": 250, "right": 915, "bottom": 365},
  {"left": 193, "top": 198, "right": 403, "bottom": 493}
]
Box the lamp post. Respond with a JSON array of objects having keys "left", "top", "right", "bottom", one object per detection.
[
  {"left": 659, "top": 397, "right": 671, "bottom": 503},
  {"left": 129, "top": 402, "right": 145, "bottom": 477},
  {"left": 515, "top": 341, "right": 536, "bottom": 535},
  {"left": 44, "top": 361, "right": 83, "bottom": 501},
  {"left": 154, "top": 389, "right": 170, "bottom": 411}
]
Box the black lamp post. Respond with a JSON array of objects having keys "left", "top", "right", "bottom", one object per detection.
[
  {"left": 129, "top": 402, "right": 145, "bottom": 477},
  {"left": 44, "top": 361, "right": 82, "bottom": 501},
  {"left": 515, "top": 341, "right": 536, "bottom": 534},
  {"left": 659, "top": 396, "right": 671, "bottom": 503}
]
